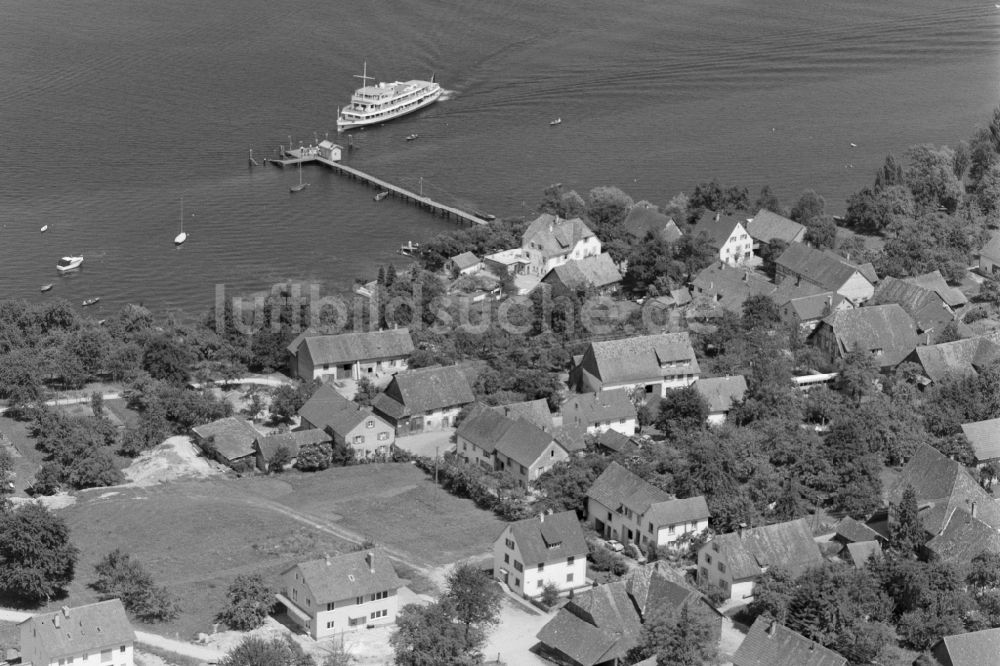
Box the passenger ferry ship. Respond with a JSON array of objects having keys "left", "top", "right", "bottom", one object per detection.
[{"left": 336, "top": 63, "right": 441, "bottom": 132}]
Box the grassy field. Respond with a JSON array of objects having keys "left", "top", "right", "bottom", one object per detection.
[{"left": 38, "top": 462, "right": 503, "bottom": 640}]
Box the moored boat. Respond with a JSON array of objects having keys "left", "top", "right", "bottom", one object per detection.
[
  {"left": 82, "top": 297, "right": 100, "bottom": 307},
  {"left": 40, "top": 225, "right": 48, "bottom": 233},
  {"left": 398, "top": 241, "right": 421, "bottom": 256},
  {"left": 550, "top": 118, "right": 562, "bottom": 126},
  {"left": 56, "top": 256, "right": 83, "bottom": 272},
  {"left": 337, "top": 63, "right": 441, "bottom": 132},
  {"left": 405, "top": 134, "right": 419, "bottom": 141},
  {"left": 40, "top": 284, "right": 53, "bottom": 292},
  {"left": 374, "top": 191, "right": 389, "bottom": 201}
]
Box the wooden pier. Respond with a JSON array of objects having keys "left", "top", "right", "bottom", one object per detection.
[{"left": 271, "top": 150, "right": 487, "bottom": 226}]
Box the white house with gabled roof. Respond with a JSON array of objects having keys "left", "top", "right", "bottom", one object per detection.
[
  {"left": 493, "top": 511, "right": 589, "bottom": 599},
  {"left": 20, "top": 599, "right": 135, "bottom": 666},
  {"left": 521, "top": 214, "right": 602, "bottom": 276}
]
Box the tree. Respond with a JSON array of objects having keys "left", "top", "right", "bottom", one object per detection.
[
  {"left": 353, "top": 376, "right": 380, "bottom": 407},
  {"left": 218, "top": 573, "right": 273, "bottom": 631},
  {"left": 874, "top": 154, "right": 905, "bottom": 191},
  {"left": 0, "top": 503, "right": 79, "bottom": 603},
  {"left": 586, "top": 186, "right": 633, "bottom": 230},
  {"left": 270, "top": 384, "right": 305, "bottom": 423},
  {"left": 539, "top": 183, "right": 586, "bottom": 219},
  {"left": 142, "top": 335, "right": 193, "bottom": 385},
  {"left": 321, "top": 637, "right": 355, "bottom": 666},
  {"left": 656, "top": 386, "right": 709, "bottom": 438},
  {"left": 790, "top": 190, "right": 826, "bottom": 226},
  {"left": 804, "top": 215, "right": 837, "bottom": 250},
  {"left": 630, "top": 603, "right": 718, "bottom": 666},
  {"left": 753, "top": 186, "right": 782, "bottom": 214},
  {"left": 905, "top": 144, "right": 964, "bottom": 213},
  {"left": 747, "top": 567, "right": 795, "bottom": 623},
  {"left": 890, "top": 484, "right": 924, "bottom": 556},
  {"left": 268, "top": 445, "right": 293, "bottom": 473},
  {"left": 391, "top": 600, "right": 479, "bottom": 666},
  {"left": 741, "top": 295, "right": 781, "bottom": 331},
  {"left": 977, "top": 161, "right": 1000, "bottom": 222},
  {"left": 295, "top": 441, "right": 333, "bottom": 471},
  {"left": 838, "top": 351, "right": 879, "bottom": 404},
  {"left": 93, "top": 548, "right": 178, "bottom": 622},
  {"left": 444, "top": 564, "right": 503, "bottom": 646},
  {"left": 534, "top": 454, "right": 609, "bottom": 514},
  {"left": 220, "top": 636, "right": 316, "bottom": 666},
  {"left": 968, "top": 551, "right": 1000, "bottom": 593}
]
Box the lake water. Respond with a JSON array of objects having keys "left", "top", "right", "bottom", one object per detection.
[{"left": 0, "top": 0, "right": 997, "bottom": 316}]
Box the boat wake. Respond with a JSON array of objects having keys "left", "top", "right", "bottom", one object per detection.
[{"left": 438, "top": 88, "right": 457, "bottom": 101}]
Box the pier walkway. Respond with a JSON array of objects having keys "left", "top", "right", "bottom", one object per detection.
[{"left": 271, "top": 150, "right": 486, "bottom": 226}]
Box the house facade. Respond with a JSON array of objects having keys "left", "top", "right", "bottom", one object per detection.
[
  {"left": 493, "top": 511, "right": 588, "bottom": 599},
  {"left": 571, "top": 332, "right": 700, "bottom": 397},
  {"left": 277, "top": 550, "right": 404, "bottom": 640},
  {"left": 774, "top": 243, "right": 875, "bottom": 304},
  {"left": 695, "top": 212, "right": 753, "bottom": 267},
  {"left": 20, "top": 600, "right": 135, "bottom": 666},
  {"left": 587, "top": 463, "right": 710, "bottom": 551},
  {"left": 560, "top": 389, "right": 637, "bottom": 436},
  {"left": 692, "top": 375, "right": 748, "bottom": 425},
  {"left": 255, "top": 429, "right": 330, "bottom": 472},
  {"left": 371, "top": 365, "right": 475, "bottom": 436},
  {"left": 521, "top": 214, "right": 602, "bottom": 277},
  {"left": 745, "top": 208, "right": 807, "bottom": 251},
  {"left": 286, "top": 329, "right": 414, "bottom": 381},
  {"left": 494, "top": 419, "right": 569, "bottom": 488},
  {"left": 698, "top": 518, "right": 822, "bottom": 601},
  {"left": 539, "top": 252, "right": 623, "bottom": 297},
  {"left": 298, "top": 383, "right": 395, "bottom": 457},
  {"left": 446, "top": 251, "right": 483, "bottom": 276}
]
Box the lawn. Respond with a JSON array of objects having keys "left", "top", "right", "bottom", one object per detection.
[{"left": 37, "top": 462, "right": 503, "bottom": 640}]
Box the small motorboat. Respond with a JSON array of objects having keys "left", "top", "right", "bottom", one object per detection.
[
  {"left": 374, "top": 191, "right": 389, "bottom": 201},
  {"left": 56, "top": 256, "right": 83, "bottom": 272},
  {"left": 549, "top": 118, "right": 562, "bottom": 126},
  {"left": 40, "top": 225, "right": 48, "bottom": 233},
  {"left": 398, "top": 241, "right": 421, "bottom": 256},
  {"left": 40, "top": 284, "right": 53, "bottom": 292},
  {"left": 405, "top": 134, "right": 419, "bottom": 141},
  {"left": 473, "top": 210, "right": 496, "bottom": 221},
  {"left": 81, "top": 297, "right": 100, "bottom": 307}
]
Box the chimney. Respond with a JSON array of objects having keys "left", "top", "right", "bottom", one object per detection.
[
  {"left": 767, "top": 620, "right": 777, "bottom": 638},
  {"left": 366, "top": 551, "right": 375, "bottom": 573}
]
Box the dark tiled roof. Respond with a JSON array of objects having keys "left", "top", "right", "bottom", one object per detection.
[
  {"left": 593, "top": 429, "right": 640, "bottom": 454},
  {"left": 582, "top": 332, "right": 699, "bottom": 386},
  {"left": 925, "top": 509, "right": 1000, "bottom": 563},
  {"left": 299, "top": 329, "right": 414, "bottom": 366},
  {"left": 284, "top": 550, "right": 404, "bottom": 603},
  {"left": 746, "top": 209, "right": 806, "bottom": 245},
  {"left": 324, "top": 405, "right": 382, "bottom": 438},
  {"left": 626, "top": 561, "right": 691, "bottom": 616},
  {"left": 561, "top": 390, "right": 636, "bottom": 428},
  {"left": 710, "top": 519, "right": 822, "bottom": 580},
  {"left": 21, "top": 600, "right": 134, "bottom": 657},
  {"left": 834, "top": 516, "right": 882, "bottom": 544},
  {"left": 870, "top": 276, "right": 953, "bottom": 334},
  {"left": 505, "top": 511, "right": 587, "bottom": 565},
  {"left": 588, "top": 462, "right": 673, "bottom": 515},
  {"left": 845, "top": 540, "right": 882, "bottom": 568},
  {"left": 552, "top": 423, "right": 588, "bottom": 453},
  {"left": 692, "top": 263, "right": 776, "bottom": 313},
  {"left": 298, "top": 383, "right": 356, "bottom": 430},
  {"left": 787, "top": 292, "right": 846, "bottom": 322},
  {"left": 449, "top": 251, "right": 481, "bottom": 270},
  {"left": 962, "top": 417, "right": 1000, "bottom": 462},
  {"left": 821, "top": 304, "right": 917, "bottom": 365},
  {"left": 622, "top": 204, "right": 682, "bottom": 243},
  {"left": 905, "top": 270, "right": 967, "bottom": 307},
  {"left": 256, "top": 429, "right": 329, "bottom": 461},
  {"left": 934, "top": 627, "right": 1000, "bottom": 666},
  {"left": 456, "top": 404, "right": 517, "bottom": 455},
  {"left": 776, "top": 243, "right": 873, "bottom": 293},
  {"left": 694, "top": 211, "right": 748, "bottom": 249},
  {"left": 493, "top": 418, "right": 560, "bottom": 467},
  {"left": 385, "top": 365, "right": 475, "bottom": 415},
  {"left": 733, "top": 616, "right": 847, "bottom": 666},
  {"left": 542, "top": 252, "right": 623, "bottom": 291},
  {"left": 523, "top": 214, "right": 596, "bottom": 259},
  {"left": 911, "top": 333, "right": 1000, "bottom": 383},
  {"left": 192, "top": 417, "right": 262, "bottom": 461},
  {"left": 537, "top": 581, "right": 641, "bottom": 666},
  {"left": 692, "top": 375, "right": 747, "bottom": 413},
  {"left": 646, "top": 495, "right": 711, "bottom": 527},
  {"left": 371, "top": 393, "right": 407, "bottom": 420},
  {"left": 490, "top": 399, "right": 553, "bottom": 431},
  {"left": 889, "top": 444, "right": 1000, "bottom": 533}
]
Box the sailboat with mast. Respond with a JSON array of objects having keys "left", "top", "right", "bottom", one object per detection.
[
  {"left": 290, "top": 161, "right": 309, "bottom": 193},
  {"left": 174, "top": 198, "right": 188, "bottom": 246}
]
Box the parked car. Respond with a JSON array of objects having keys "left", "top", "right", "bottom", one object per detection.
[{"left": 605, "top": 539, "right": 624, "bottom": 553}]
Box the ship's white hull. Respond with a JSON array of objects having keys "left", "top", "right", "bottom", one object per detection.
[{"left": 337, "top": 87, "right": 441, "bottom": 131}]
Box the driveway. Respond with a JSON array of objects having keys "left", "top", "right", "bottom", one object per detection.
[
  {"left": 394, "top": 428, "right": 456, "bottom": 459},
  {"left": 482, "top": 595, "right": 551, "bottom": 666}
]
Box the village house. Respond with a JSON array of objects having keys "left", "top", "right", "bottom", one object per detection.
[
  {"left": 483, "top": 248, "right": 532, "bottom": 277},
  {"left": 979, "top": 233, "right": 1000, "bottom": 279},
  {"left": 286, "top": 328, "right": 415, "bottom": 382},
  {"left": 732, "top": 616, "right": 847, "bottom": 666},
  {"left": 277, "top": 550, "right": 404, "bottom": 640},
  {"left": 692, "top": 375, "right": 748, "bottom": 424},
  {"left": 962, "top": 417, "right": 1000, "bottom": 467},
  {"left": 621, "top": 203, "right": 683, "bottom": 243},
  {"left": 905, "top": 270, "right": 968, "bottom": 309},
  {"left": 297, "top": 383, "right": 395, "bottom": 457},
  {"left": 493, "top": 511, "right": 588, "bottom": 599},
  {"left": 491, "top": 398, "right": 553, "bottom": 431},
  {"left": 694, "top": 211, "right": 753, "bottom": 267},
  {"left": 538, "top": 252, "right": 623, "bottom": 297},
  {"left": 931, "top": 627, "right": 1000, "bottom": 666},
  {"left": 446, "top": 251, "right": 483, "bottom": 276},
  {"left": 493, "top": 418, "right": 570, "bottom": 488},
  {"left": 372, "top": 365, "right": 475, "bottom": 436},
  {"left": 587, "top": 462, "right": 710, "bottom": 551},
  {"left": 255, "top": 429, "right": 330, "bottom": 473},
  {"left": 774, "top": 242, "right": 876, "bottom": 304},
  {"left": 870, "top": 276, "right": 955, "bottom": 339},
  {"left": 571, "top": 332, "right": 700, "bottom": 397},
  {"left": 191, "top": 416, "right": 263, "bottom": 470},
  {"left": 775, "top": 289, "right": 851, "bottom": 334},
  {"left": 560, "top": 389, "right": 637, "bottom": 436},
  {"left": 902, "top": 331, "right": 1000, "bottom": 385},
  {"left": 745, "top": 208, "right": 807, "bottom": 251},
  {"left": 698, "top": 518, "right": 823, "bottom": 601},
  {"left": 591, "top": 428, "right": 641, "bottom": 456},
  {"left": 456, "top": 404, "right": 519, "bottom": 471},
  {"left": 811, "top": 303, "right": 918, "bottom": 368},
  {"left": 691, "top": 263, "right": 776, "bottom": 314},
  {"left": 19, "top": 599, "right": 135, "bottom": 666},
  {"left": 521, "top": 213, "right": 602, "bottom": 277},
  {"left": 535, "top": 563, "right": 721, "bottom": 666}
]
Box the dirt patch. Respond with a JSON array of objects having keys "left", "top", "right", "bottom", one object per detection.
[
  {"left": 124, "top": 436, "right": 225, "bottom": 486},
  {"left": 11, "top": 493, "right": 77, "bottom": 509}
]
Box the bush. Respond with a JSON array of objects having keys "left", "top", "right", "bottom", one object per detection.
[
  {"left": 295, "top": 441, "right": 333, "bottom": 471},
  {"left": 217, "top": 574, "right": 273, "bottom": 631},
  {"left": 540, "top": 582, "right": 560, "bottom": 609},
  {"left": 93, "top": 548, "right": 179, "bottom": 622},
  {"left": 268, "top": 445, "right": 292, "bottom": 473},
  {"left": 588, "top": 542, "right": 628, "bottom": 575}
]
